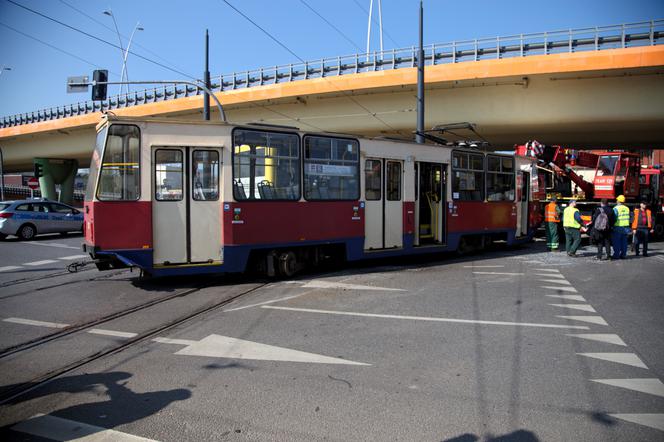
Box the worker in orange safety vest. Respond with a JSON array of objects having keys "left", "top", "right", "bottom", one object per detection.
[
  {"left": 632, "top": 201, "right": 654, "bottom": 257},
  {"left": 544, "top": 196, "right": 562, "bottom": 251}
]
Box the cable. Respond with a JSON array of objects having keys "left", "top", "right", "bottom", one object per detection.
[
  {"left": 4, "top": 0, "right": 197, "bottom": 80},
  {"left": 56, "top": 0, "right": 194, "bottom": 79},
  {"left": 0, "top": 21, "right": 120, "bottom": 76},
  {"left": 298, "top": 0, "right": 363, "bottom": 52},
  {"left": 218, "top": 0, "right": 399, "bottom": 133},
  {"left": 351, "top": 0, "right": 401, "bottom": 49}
]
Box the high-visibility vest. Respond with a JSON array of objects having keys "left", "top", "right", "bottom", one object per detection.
[
  {"left": 615, "top": 204, "right": 630, "bottom": 227},
  {"left": 544, "top": 202, "right": 560, "bottom": 223},
  {"left": 563, "top": 206, "right": 581, "bottom": 229},
  {"left": 631, "top": 209, "right": 652, "bottom": 229}
]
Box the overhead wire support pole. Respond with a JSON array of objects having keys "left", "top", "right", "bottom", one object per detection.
[
  {"left": 366, "top": 0, "right": 373, "bottom": 62},
  {"left": 416, "top": 0, "right": 425, "bottom": 144},
  {"left": 203, "top": 29, "right": 211, "bottom": 121}
]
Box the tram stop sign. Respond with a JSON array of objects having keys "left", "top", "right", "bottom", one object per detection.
[{"left": 27, "top": 177, "right": 39, "bottom": 190}]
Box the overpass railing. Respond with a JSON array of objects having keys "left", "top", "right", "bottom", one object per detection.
[{"left": 1, "top": 19, "right": 662, "bottom": 129}]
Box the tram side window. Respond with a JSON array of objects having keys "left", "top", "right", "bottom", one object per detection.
[
  {"left": 365, "top": 160, "right": 381, "bottom": 201},
  {"left": 304, "top": 136, "right": 359, "bottom": 200},
  {"left": 451, "top": 151, "right": 484, "bottom": 201},
  {"left": 486, "top": 155, "right": 515, "bottom": 201},
  {"left": 386, "top": 162, "right": 401, "bottom": 201},
  {"left": 192, "top": 150, "right": 219, "bottom": 201},
  {"left": 155, "top": 150, "right": 183, "bottom": 201},
  {"left": 233, "top": 129, "right": 300, "bottom": 200},
  {"left": 96, "top": 125, "right": 140, "bottom": 201}
]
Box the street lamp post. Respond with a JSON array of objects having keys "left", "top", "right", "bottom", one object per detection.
[
  {"left": 121, "top": 22, "right": 144, "bottom": 94},
  {"left": 0, "top": 67, "right": 8, "bottom": 200},
  {"left": 103, "top": 9, "right": 127, "bottom": 95}
]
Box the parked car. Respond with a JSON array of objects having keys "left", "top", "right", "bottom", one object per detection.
[{"left": 0, "top": 199, "right": 83, "bottom": 240}]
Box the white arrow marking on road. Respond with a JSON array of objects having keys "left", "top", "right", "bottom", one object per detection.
[
  {"left": 592, "top": 379, "right": 664, "bottom": 397},
  {"left": 171, "top": 334, "right": 370, "bottom": 366},
  {"left": 541, "top": 285, "right": 578, "bottom": 292},
  {"left": 0, "top": 266, "right": 22, "bottom": 272},
  {"left": 557, "top": 316, "right": 608, "bottom": 326},
  {"left": 262, "top": 306, "right": 590, "bottom": 329},
  {"left": 3, "top": 317, "right": 68, "bottom": 328},
  {"left": 88, "top": 328, "right": 138, "bottom": 338},
  {"left": 11, "top": 414, "right": 158, "bottom": 441},
  {"left": 546, "top": 294, "right": 586, "bottom": 302},
  {"left": 565, "top": 334, "right": 626, "bottom": 346},
  {"left": 23, "top": 260, "right": 59, "bottom": 266},
  {"left": 549, "top": 304, "right": 597, "bottom": 313},
  {"left": 298, "top": 280, "right": 405, "bottom": 291},
  {"left": 609, "top": 414, "right": 664, "bottom": 432},
  {"left": 540, "top": 279, "right": 572, "bottom": 285},
  {"left": 577, "top": 352, "right": 648, "bottom": 369}
]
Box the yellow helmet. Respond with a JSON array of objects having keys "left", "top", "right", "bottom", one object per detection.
[{"left": 616, "top": 195, "right": 626, "bottom": 203}]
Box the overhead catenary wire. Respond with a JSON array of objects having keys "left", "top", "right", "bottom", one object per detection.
[
  {"left": 298, "top": 0, "right": 363, "bottom": 52},
  {"left": 57, "top": 0, "right": 194, "bottom": 79},
  {"left": 4, "top": 0, "right": 197, "bottom": 81},
  {"left": 218, "top": 0, "right": 400, "bottom": 133}
]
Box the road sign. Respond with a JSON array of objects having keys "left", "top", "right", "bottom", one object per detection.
[
  {"left": 27, "top": 177, "right": 39, "bottom": 190},
  {"left": 67, "top": 76, "right": 89, "bottom": 93}
]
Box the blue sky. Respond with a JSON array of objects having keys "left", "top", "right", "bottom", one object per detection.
[{"left": 0, "top": 0, "right": 662, "bottom": 117}]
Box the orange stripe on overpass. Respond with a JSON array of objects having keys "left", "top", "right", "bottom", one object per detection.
[{"left": 2, "top": 45, "right": 663, "bottom": 140}]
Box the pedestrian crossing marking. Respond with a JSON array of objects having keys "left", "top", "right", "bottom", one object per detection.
[
  {"left": 565, "top": 333, "right": 626, "bottom": 346},
  {"left": 592, "top": 378, "right": 664, "bottom": 397},
  {"left": 557, "top": 316, "right": 608, "bottom": 326},
  {"left": 577, "top": 352, "right": 648, "bottom": 369},
  {"left": 549, "top": 304, "right": 596, "bottom": 313}
]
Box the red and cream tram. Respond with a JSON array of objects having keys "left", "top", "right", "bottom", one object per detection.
[{"left": 83, "top": 115, "right": 542, "bottom": 277}]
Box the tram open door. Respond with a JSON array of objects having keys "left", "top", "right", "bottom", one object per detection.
[
  {"left": 364, "top": 158, "right": 403, "bottom": 250},
  {"left": 152, "top": 146, "right": 222, "bottom": 266},
  {"left": 517, "top": 170, "right": 530, "bottom": 237},
  {"left": 415, "top": 162, "right": 446, "bottom": 246}
]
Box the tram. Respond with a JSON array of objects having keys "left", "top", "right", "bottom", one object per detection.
[{"left": 83, "top": 115, "right": 543, "bottom": 277}]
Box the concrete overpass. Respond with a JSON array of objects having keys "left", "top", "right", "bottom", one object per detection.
[{"left": 1, "top": 20, "right": 663, "bottom": 172}]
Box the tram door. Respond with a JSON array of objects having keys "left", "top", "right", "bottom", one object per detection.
[
  {"left": 415, "top": 162, "right": 446, "bottom": 246},
  {"left": 364, "top": 158, "right": 403, "bottom": 250},
  {"left": 517, "top": 171, "right": 530, "bottom": 237},
  {"left": 152, "top": 147, "right": 222, "bottom": 265}
]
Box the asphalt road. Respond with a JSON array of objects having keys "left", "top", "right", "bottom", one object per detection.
[{"left": 0, "top": 237, "right": 663, "bottom": 441}]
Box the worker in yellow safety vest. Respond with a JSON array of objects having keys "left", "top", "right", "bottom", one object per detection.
[
  {"left": 544, "top": 196, "right": 562, "bottom": 251},
  {"left": 611, "top": 195, "right": 631, "bottom": 259},
  {"left": 563, "top": 200, "right": 585, "bottom": 256},
  {"left": 632, "top": 201, "right": 654, "bottom": 257}
]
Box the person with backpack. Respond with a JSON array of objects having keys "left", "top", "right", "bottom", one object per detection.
[{"left": 590, "top": 199, "right": 613, "bottom": 260}]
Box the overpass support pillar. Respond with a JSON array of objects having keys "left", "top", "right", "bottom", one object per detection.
[{"left": 33, "top": 158, "right": 79, "bottom": 206}]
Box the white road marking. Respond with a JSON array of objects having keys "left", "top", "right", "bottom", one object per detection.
[
  {"left": 173, "top": 334, "right": 370, "bottom": 365},
  {"left": 557, "top": 315, "right": 608, "bottom": 326},
  {"left": 541, "top": 285, "right": 578, "bottom": 292},
  {"left": 57, "top": 254, "right": 88, "bottom": 260},
  {"left": 152, "top": 337, "right": 197, "bottom": 346},
  {"left": 533, "top": 268, "right": 561, "bottom": 272},
  {"left": 566, "top": 334, "right": 627, "bottom": 346},
  {"left": 522, "top": 260, "right": 544, "bottom": 264},
  {"left": 533, "top": 273, "right": 566, "bottom": 278},
  {"left": 609, "top": 414, "right": 664, "bottom": 432},
  {"left": 546, "top": 294, "right": 586, "bottom": 302},
  {"left": 463, "top": 265, "right": 504, "bottom": 268},
  {"left": 549, "top": 304, "right": 597, "bottom": 313},
  {"left": 21, "top": 242, "right": 80, "bottom": 250},
  {"left": 262, "top": 306, "right": 589, "bottom": 330},
  {"left": 539, "top": 279, "right": 572, "bottom": 285},
  {"left": 11, "top": 414, "right": 158, "bottom": 441},
  {"left": 0, "top": 265, "right": 21, "bottom": 272},
  {"left": 223, "top": 293, "right": 312, "bottom": 312},
  {"left": 472, "top": 272, "right": 524, "bottom": 276},
  {"left": 577, "top": 352, "right": 648, "bottom": 369},
  {"left": 592, "top": 379, "right": 664, "bottom": 398},
  {"left": 3, "top": 317, "right": 68, "bottom": 328},
  {"left": 300, "top": 280, "right": 405, "bottom": 291},
  {"left": 88, "top": 328, "right": 138, "bottom": 338},
  {"left": 23, "top": 259, "right": 59, "bottom": 266}
]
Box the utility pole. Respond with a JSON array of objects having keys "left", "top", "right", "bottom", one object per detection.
[
  {"left": 203, "top": 29, "right": 211, "bottom": 121},
  {"left": 0, "top": 147, "right": 4, "bottom": 201},
  {"left": 416, "top": 0, "right": 425, "bottom": 144}
]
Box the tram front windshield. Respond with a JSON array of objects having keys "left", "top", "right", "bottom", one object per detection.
[{"left": 85, "top": 126, "right": 107, "bottom": 201}]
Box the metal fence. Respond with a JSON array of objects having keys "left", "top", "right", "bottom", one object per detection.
[{"left": 1, "top": 19, "right": 662, "bottom": 129}]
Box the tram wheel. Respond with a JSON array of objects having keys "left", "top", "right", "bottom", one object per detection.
[{"left": 278, "top": 251, "right": 298, "bottom": 278}]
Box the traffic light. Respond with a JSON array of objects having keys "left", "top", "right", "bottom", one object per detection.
[
  {"left": 91, "top": 70, "right": 108, "bottom": 101},
  {"left": 34, "top": 162, "right": 44, "bottom": 178}
]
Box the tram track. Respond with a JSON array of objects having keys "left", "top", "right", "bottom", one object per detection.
[{"left": 0, "top": 281, "right": 269, "bottom": 405}]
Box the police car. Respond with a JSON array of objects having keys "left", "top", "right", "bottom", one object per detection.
[{"left": 0, "top": 199, "right": 83, "bottom": 240}]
